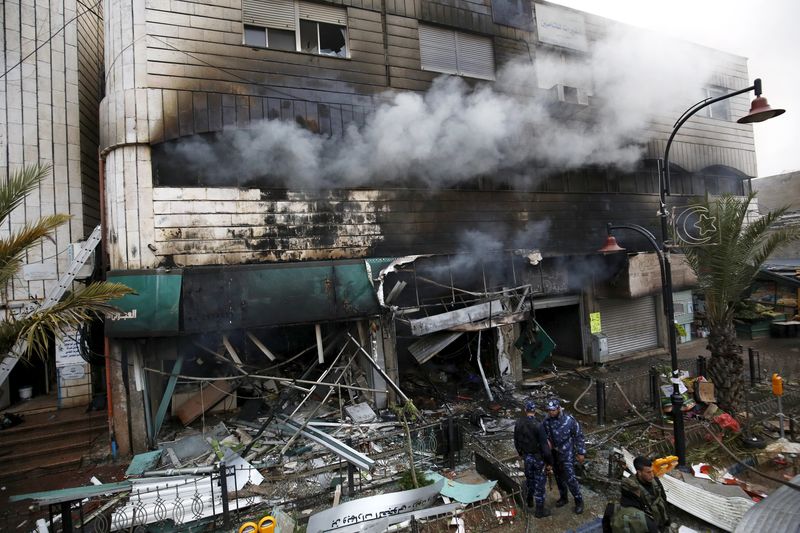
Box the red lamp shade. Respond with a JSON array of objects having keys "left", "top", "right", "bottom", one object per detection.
[
  {"left": 737, "top": 95, "right": 786, "bottom": 124},
  {"left": 598, "top": 235, "right": 626, "bottom": 254}
]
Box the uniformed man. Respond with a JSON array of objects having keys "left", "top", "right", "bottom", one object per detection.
[
  {"left": 615, "top": 456, "right": 670, "bottom": 532},
  {"left": 543, "top": 398, "right": 585, "bottom": 514},
  {"left": 513, "top": 399, "right": 553, "bottom": 518}
]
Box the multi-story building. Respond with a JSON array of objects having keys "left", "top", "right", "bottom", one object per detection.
[
  {"left": 1, "top": 0, "right": 105, "bottom": 409},
  {"left": 9, "top": 0, "right": 762, "bottom": 454}
]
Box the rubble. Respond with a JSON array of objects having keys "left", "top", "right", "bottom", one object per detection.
[{"left": 5, "top": 328, "right": 800, "bottom": 533}]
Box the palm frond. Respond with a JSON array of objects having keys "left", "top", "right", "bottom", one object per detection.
[
  {"left": 0, "top": 165, "right": 51, "bottom": 223},
  {"left": 0, "top": 214, "right": 71, "bottom": 287},
  {"left": 16, "top": 282, "right": 134, "bottom": 358},
  {"left": 679, "top": 193, "right": 800, "bottom": 334}
]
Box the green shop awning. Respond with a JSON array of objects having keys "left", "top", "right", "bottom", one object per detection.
[
  {"left": 105, "top": 259, "right": 392, "bottom": 337},
  {"left": 106, "top": 269, "right": 183, "bottom": 337},
  {"left": 180, "top": 260, "right": 384, "bottom": 332}
]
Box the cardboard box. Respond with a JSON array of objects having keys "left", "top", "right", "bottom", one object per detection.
[{"left": 695, "top": 381, "right": 716, "bottom": 404}]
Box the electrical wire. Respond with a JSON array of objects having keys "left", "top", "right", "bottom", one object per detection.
[
  {"left": 148, "top": 35, "right": 316, "bottom": 103},
  {"left": 1, "top": 0, "right": 103, "bottom": 80}
]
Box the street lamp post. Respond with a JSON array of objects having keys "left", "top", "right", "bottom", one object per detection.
[{"left": 599, "top": 78, "right": 784, "bottom": 468}]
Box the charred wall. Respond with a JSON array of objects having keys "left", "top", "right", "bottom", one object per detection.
[{"left": 146, "top": 184, "right": 703, "bottom": 266}]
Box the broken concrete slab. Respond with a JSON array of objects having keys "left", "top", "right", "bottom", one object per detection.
[
  {"left": 158, "top": 423, "right": 229, "bottom": 465},
  {"left": 344, "top": 402, "right": 377, "bottom": 424}
]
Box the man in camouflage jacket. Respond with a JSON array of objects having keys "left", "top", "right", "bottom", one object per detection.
[{"left": 543, "top": 398, "right": 586, "bottom": 514}]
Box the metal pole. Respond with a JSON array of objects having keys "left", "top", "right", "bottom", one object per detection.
[
  {"left": 658, "top": 80, "right": 768, "bottom": 468},
  {"left": 347, "top": 333, "right": 410, "bottom": 403},
  {"left": 448, "top": 416, "right": 456, "bottom": 469},
  {"left": 756, "top": 350, "right": 762, "bottom": 382},
  {"left": 649, "top": 367, "right": 659, "bottom": 410},
  {"left": 60, "top": 501, "right": 73, "bottom": 532},
  {"left": 596, "top": 380, "right": 606, "bottom": 426},
  {"left": 697, "top": 356, "right": 706, "bottom": 378},
  {"left": 219, "top": 462, "right": 230, "bottom": 530},
  {"left": 777, "top": 396, "right": 785, "bottom": 439},
  {"left": 607, "top": 222, "right": 686, "bottom": 467},
  {"left": 475, "top": 330, "right": 494, "bottom": 402},
  {"left": 347, "top": 438, "right": 356, "bottom": 496}
]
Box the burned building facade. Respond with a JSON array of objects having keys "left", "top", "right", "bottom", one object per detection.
[{"left": 98, "top": 0, "right": 759, "bottom": 454}]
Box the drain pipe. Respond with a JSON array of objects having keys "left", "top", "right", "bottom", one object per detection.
[{"left": 99, "top": 153, "right": 117, "bottom": 458}]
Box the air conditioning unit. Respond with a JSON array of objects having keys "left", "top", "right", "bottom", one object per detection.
[
  {"left": 67, "top": 242, "right": 95, "bottom": 280},
  {"left": 549, "top": 84, "right": 589, "bottom": 106}
]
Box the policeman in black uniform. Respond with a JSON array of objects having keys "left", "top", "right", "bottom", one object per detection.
[{"left": 514, "top": 399, "right": 553, "bottom": 518}]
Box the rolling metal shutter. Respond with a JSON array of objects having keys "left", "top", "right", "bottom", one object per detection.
[
  {"left": 598, "top": 296, "right": 659, "bottom": 356},
  {"left": 419, "top": 25, "right": 495, "bottom": 80},
  {"left": 242, "top": 0, "right": 297, "bottom": 30},
  {"left": 298, "top": 1, "right": 346, "bottom": 25},
  {"left": 418, "top": 25, "right": 458, "bottom": 75},
  {"left": 455, "top": 32, "right": 495, "bottom": 80}
]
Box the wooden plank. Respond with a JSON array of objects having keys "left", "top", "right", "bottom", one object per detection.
[
  {"left": 246, "top": 332, "right": 277, "bottom": 361},
  {"left": 176, "top": 380, "right": 236, "bottom": 426},
  {"left": 222, "top": 334, "right": 245, "bottom": 367}
]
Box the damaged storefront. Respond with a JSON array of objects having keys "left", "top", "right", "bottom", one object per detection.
[{"left": 105, "top": 247, "right": 641, "bottom": 456}]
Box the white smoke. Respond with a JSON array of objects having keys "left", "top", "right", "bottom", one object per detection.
[
  {"left": 168, "top": 23, "right": 720, "bottom": 188},
  {"left": 417, "top": 221, "right": 553, "bottom": 278}
]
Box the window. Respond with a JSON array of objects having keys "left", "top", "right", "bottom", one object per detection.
[
  {"left": 701, "top": 87, "right": 731, "bottom": 121},
  {"left": 418, "top": 25, "right": 495, "bottom": 80},
  {"left": 244, "top": 25, "right": 296, "bottom": 51},
  {"left": 241, "top": 0, "right": 348, "bottom": 57}
]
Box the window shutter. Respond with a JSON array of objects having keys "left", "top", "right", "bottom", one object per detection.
[
  {"left": 418, "top": 25, "right": 458, "bottom": 75},
  {"left": 455, "top": 32, "right": 495, "bottom": 80},
  {"left": 298, "top": 1, "right": 347, "bottom": 25},
  {"left": 242, "top": 0, "right": 297, "bottom": 31}
]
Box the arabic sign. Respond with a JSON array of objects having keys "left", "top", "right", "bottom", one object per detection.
[
  {"left": 306, "top": 479, "right": 445, "bottom": 532},
  {"left": 589, "top": 312, "right": 602, "bottom": 334},
  {"left": 60, "top": 364, "right": 86, "bottom": 380},
  {"left": 106, "top": 270, "right": 182, "bottom": 337},
  {"left": 535, "top": 3, "right": 588, "bottom": 52},
  {"left": 22, "top": 262, "right": 58, "bottom": 281},
  {"left": 55, "top": 328, "right": 83, "bottom": 367}
]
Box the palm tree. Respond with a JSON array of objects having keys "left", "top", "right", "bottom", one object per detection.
[
  {"left": 680, "top": 192, "right": 800, "bottom": 412},
  {"left": 0, "top": 165, "right": 132, "bottom": 359}
]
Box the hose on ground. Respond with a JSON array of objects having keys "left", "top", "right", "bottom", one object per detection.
[{"left": 573, "top": 378, "right": 595, "bottom": 416}]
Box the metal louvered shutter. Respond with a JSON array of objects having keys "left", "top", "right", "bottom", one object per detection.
[
  {"left": 455, "top": 32, "right": 495, "bottom": 80},
  {"left": 598, "top": 297, "right": 659, "bottom": 356},
  {"left": 418, "top": 25, "right": 458, "bottom": 75},
  {"left": 298, "top": 1, "right": 346, "bottom": 25},
  {"left": 242, "top": 0, "right": 296, "bottom": 30}
]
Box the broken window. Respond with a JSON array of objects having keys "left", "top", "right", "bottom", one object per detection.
[
  {"left": 418, "top": 24, "right": 495, "bottom": 80},
  {"left": 241, "top": 0, "right": 348, "bottom": 58},
  {"left": 701, "top": 86, "right": 732, "bottom": 121},
  {"left": 300, "top": 19, "right": 347, "bottom": 57}
]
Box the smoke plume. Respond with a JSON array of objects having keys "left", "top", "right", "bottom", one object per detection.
[{"left": 167, "top": 24, "right": 719, "bottom": 188}]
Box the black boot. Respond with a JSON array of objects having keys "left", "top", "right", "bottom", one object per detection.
[
  {"left": 555, "top": 496, "right": 568, "bottom": 507},
  {"left": 574, "top": 498, "right": 584, "bottom": 514},
  {"left": 534, "top": 504, "right": 551, "bottom": 518},
  {"left": 525, "top": 494, "right": 534, "bottom": 507}
]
